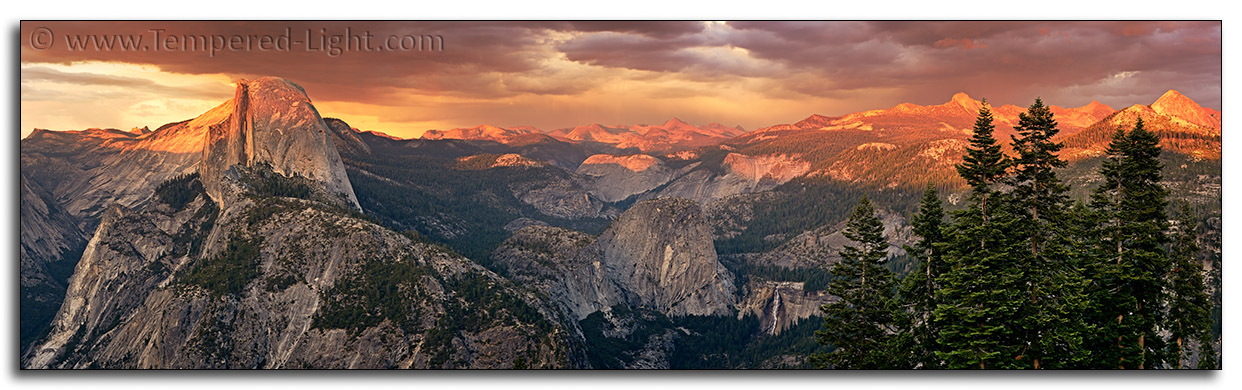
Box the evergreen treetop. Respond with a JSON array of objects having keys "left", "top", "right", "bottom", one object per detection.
[{"left": 813, "top": 197, "right": 903, "bottom": 369}]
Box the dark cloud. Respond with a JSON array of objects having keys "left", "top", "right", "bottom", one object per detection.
[
  {"left": 557, "top": 32, "right": 705, "bottom": 73},
  {"left": 21, "top": 21, "right": 567, "bottom": 102},
  {"left": 20, "top": 21, "right": 1221, "bottom": 135},
  {"left": 720, "top": 21, "right": 1221, "bottom": 108},
  {"left": 561, "top": 21, "right": 705, "bottom": 39}
]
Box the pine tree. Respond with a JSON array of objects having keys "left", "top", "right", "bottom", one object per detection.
[
  {"left": 1007, "top": 98, "right": 1088, "bottom": 368},
  {"left": 813, "top": 197, "right": 902, "bottom": 369},
  {"left": 934, "top": 197, "right": 1026, "bottom": 369},
  {"left": 1167, "top": 203, "right": 1212, "bottom": 369},
  {"left": 1088, "top": 118, "right": 1171, "bottom": 369},
  {"left": 900, "top": 184, "right": 946, "bottom": 368},
  {"left": 955, "top": 99, "right": 1010, "bottom": 220},
  {"left": 934, "top": 102, "right": 1026, "bottom": 369},
  {"left": 1064, "top": 200, "right": 1105, "bottom": 367},
  {"left": 1201, "top": 217, "right": 1222, "bottom": 369},
  {"left": 1081, "top": 127, "right": 1132, "bottom": 368}
]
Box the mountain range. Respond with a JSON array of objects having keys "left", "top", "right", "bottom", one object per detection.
[
  {"left": 422, "top": 118, "right": 746, "bottom": 153},
  {"left": 406, "top": 90, "right": 1219, "bottom": 190},
  {"left": 19, "top": 77, "right": 1221, "bottom": 368}
]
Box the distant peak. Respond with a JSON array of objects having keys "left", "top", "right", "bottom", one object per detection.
[
  {"left": 795, "top": 114, "right": 833, "bottom": 129},
  {"left": 949, "top": 92, "right": 982, "bottom": 113},
  {"left": 892, "top": 102, "right": 921, "bottom": 112},
  {"left": 1151, "top": 89, "right": 1202, "bottom": 110},
  {"left": 663, "top": 117, "right": 691, "bottom": 127},
  {"left": 1073, "top": 100, "right": 1114, "bottom": 114},
  {"left": 1150, "top": 89, "right": 1218, "bottom": 130},
  {"left": 1157, "top": 89, "right": 1188, "bottom": 101},
  {"left": 26, "top": 128, "right": 49, "bottom": 139}
]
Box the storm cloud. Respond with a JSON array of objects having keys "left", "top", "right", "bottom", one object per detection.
[{"left": 20, "top": 21, "right": 1221, "bottom": 138}]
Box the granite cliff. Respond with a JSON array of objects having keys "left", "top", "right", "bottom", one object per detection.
[
  {"left": 200, "top": 77, "right": 359, "bottom": 210},
  {"left": 493, "top": 197, "right": 736, "bottom": 320},
  {"left": 25, "top": 77, "right": 574, "bottom": 369}
]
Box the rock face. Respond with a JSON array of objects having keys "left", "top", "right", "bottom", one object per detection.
[
  {"left": 19, "top": 100, "right": 222, "bottom": 348},
  {"left": 19, "top": 174, "right": 87, "bottom": 292},
  {"left": 322, "top": 118, "right": 372, "bottom": 156},
  {"left": 25, "top": 77, "right": 574, "bottom": 369},
  {"left": 26, "top": 189, "right": 220, "bottom": 368},
  {"left": 456, "top": 153, "right": 546, "bottom": 169},
  {"left": 755, "top": 207, "right": 915, "bottom": 269},
  {"left": 576, "top": 154, "right": 678, "bottom": 202},
  {"left": 21, "top": 104, "right": 220, "bottom": 228},
  {"left": 201, "top": 77, "right": 359, "bottom": 210},
  {"left": 737, "top": 281, "right": 832, "bottom": 335},
  {"left": 26, "top": 177, "right": 572, "bottom": 368},
  {"left": 575, "top": 152, "right": 809, "bottom": 206},
  {"left": 19, "top": 174, "right": 88, "bottom": 348},
  {"left": 510, "top": 178, "right": 616, "bottom": 220},
  {"left": 422, "top": 124, "right": 538, "bottom": 143},
  {"left": 644, "top": 153, "right": 808, "bottom": 206},
  {"left": 597, "top": 198, "right": 736, "bottom": 316},
  {"left": 491, "top": 225, "right": 624, "bottom": 320},
  {"left": 493, "top": 197, "right": 736, "bottom": 320}
]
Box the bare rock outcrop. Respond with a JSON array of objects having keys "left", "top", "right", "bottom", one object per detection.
[
  {"left": 493, "top": 197, "right": 736, "bottom": 320},
  {"left": 201, "top": 77, "right": 359, "bottom": 210},
  {"left": 19, "top": 174, "right": 88, "bottom": 348},
  {"left": 755, "top": 207, "right": 915, "bottom": 269},
  {"left": 19, "top": 102, "right": 223, "bottom": 349},
  {"left": 737, "top": 281, "right": 832, "bottom": 335},
  {"left": 27, "top": 169, "right": 572, "bottom": 369},
  {"left": 597, "top": 198, "right": 736, "bottom": 316},
  {"left": 576, "top": 154, "right": 678, "bottom": 202},
  {"left": 25, "top": 77, "right": 574, "bottom": 369},
  {"left": 20, "top": 103, "right": 221, "bottom": 229},
  {"left": 650, "top": 153, "right": 809, "bottom": 205}
]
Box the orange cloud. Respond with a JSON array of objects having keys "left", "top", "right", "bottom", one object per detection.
[
  {"left": 19, "top": 21, "right": 1221, "bottom": 139},
  {"left": 933, "top": 37, "right": 985, "bottom": 49}
]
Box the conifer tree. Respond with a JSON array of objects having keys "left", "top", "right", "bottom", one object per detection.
[
  {"left": 1200, "top": 220, "right": 1222, "bottom": 369},
  {"left": 813, "top": 197, "right": 902, "bottom": 369},
  {"left": 1088, "top": 118, "right": 1171, "bottom": 369},
  {"left": 900, "top": 185, "right": 946, "bottom": 368},
  {"left": 934, "top": 102, "right": 1026, "bottom": 369},
  {"left": 955, "top": 99, "right": 1009, "bottom": 219},
  {"left": 1167, "top": 203, "right": 1212, "bottom": 369},
  {"left": 1007, "top": 98, "right": 1088, "bottom": 368},
  {"left": 1064, "top": 200, "right": 1106, "bottom": 367}
]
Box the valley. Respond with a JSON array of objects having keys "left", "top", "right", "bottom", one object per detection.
[{"left": 19, "top": 77, "right": 1222, "bottom": 369}]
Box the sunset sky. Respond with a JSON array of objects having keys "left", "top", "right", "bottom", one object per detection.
[{"left": 19, "top": 21, "right": 1222, "bottom": 139}]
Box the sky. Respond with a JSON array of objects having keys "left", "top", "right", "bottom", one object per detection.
[{"left": 19, "top": 21, "right": 1223, "bottom": 139}]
